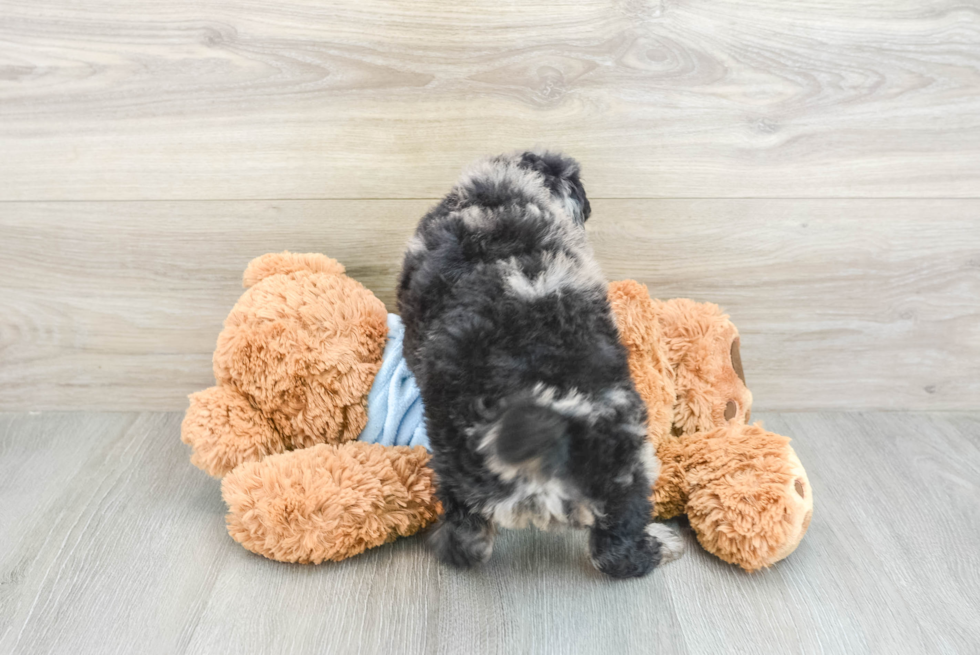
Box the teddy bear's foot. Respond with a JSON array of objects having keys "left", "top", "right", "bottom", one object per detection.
[{"left": 221, "top": 442, "right": 441, "bottom": 563}]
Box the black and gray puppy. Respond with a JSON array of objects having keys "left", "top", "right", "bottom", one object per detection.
[{"left": 397, "top": 151, "right": 683, "bottom": 578}]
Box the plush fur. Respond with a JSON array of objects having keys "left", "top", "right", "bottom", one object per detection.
[
  {"left": 180, "top": 252, "right": 388, "bottom": 477},
  {"left": 396, "top": 151, "right": 677, "bottom": 578},
  {"left": 222, "top": 442, "right": 440, "bottom": 563},
  {"left": 677, "top": 425, "right": 809, "bottom": 570},
  {"left": 609, "top": 280, "right": 812, "bottom": 571},
  {"left": 182, "top": 252, "right": 810, "bottom": 571}
]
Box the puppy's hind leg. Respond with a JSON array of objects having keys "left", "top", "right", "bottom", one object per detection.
[
  {"left": 427, "top": 491, "right": 495, "bottom": 569},
  {"left": 589, "top": 479, "right": 680, "bottom": 579}
]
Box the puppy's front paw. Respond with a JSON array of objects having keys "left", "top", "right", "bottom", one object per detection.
[
  {"left": 645, "top": 522, "right": 685, "bottom": 564},
  {"left": 590, "top": 522, "right": 682, "bottom": 579},
  {"left": 428, "top": 517, "right": 495, "bottom": 568}
]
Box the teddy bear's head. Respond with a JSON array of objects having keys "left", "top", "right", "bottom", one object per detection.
[
  {"left": 181, "top": 252, "right": 388, "bottom": 477},
  {"left": 654, "top": 297, "right": 754, "bottom": 434},
  {"left": 608, "top": 280, "right": 812, "bottom": 571}
]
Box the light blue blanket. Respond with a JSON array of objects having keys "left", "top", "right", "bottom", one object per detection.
[{"left": 357, "top": 314, "right": 430, "bottom": 450}]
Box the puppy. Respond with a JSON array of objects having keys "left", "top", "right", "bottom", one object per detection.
[{"left": 396, "top": 151, "right": 682, "bottom": 578}]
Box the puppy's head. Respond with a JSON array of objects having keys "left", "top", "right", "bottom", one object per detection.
[{"left": 516, "top": 151, "right": 591, "bottom": 225}]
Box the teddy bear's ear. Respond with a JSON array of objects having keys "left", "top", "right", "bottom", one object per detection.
[{"left": 242, "top": 252, "right": 346, "bottom": 288}]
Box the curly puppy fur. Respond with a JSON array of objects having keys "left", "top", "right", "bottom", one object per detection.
[{"left": 397, "top": 151, "right": 679, "bottom": 578}]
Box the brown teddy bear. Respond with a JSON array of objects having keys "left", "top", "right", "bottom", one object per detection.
[
  {"left": 608, "top": 281, "right": 812, "bottom": 569},
  {"left": 181, "top": 252, "right": 812, "bottom": 572}
]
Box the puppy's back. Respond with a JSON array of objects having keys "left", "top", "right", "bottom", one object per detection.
[
  {"left": 397, "top": 152, "right": 599, "bottom": 370},
  {"left": 397, "top": 148, "right": 639, "bottom": 466}
]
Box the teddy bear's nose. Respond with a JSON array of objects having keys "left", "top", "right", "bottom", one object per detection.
[
  {"left": 724, "top": 400, "right": 737, "bottom": 420},
  {"left": 795, "top": 478, "right": 805, "bottom": 498}
]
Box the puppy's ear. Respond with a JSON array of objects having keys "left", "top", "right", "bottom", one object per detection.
[
  {"left": 517, "top": 151, "right": 591, "bottom": 224},
  {"left": 566, "top": 173, "right": 591, "bottom": 224}
]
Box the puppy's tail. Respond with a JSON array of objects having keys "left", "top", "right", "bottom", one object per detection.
[{"left": 487, "top": 402, "right": 571, "bottom": 480}]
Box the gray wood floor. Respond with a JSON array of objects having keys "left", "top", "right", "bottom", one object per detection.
[{"left": 1, "top": 411, "right": 978, "bottom": 655}]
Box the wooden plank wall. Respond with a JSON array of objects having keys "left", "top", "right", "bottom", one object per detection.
[{"left": 1, "top": 0, "right": 978, "bottom": 410}]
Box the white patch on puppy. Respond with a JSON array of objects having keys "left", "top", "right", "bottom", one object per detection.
[
  {"left": 646, "top": 523, "right": 685, "bottom": 564},
  {"left": 502, "top": 251, "right": 605, "bottom": 300}
]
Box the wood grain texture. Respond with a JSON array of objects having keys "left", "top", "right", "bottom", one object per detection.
[
  {"left": 2, "top": 199, "right": 977, "bottom": 411},
  {"left": 1, "top": 411, "right": 978, "bottom": 654},
  {"left": 1, "top": 0, "right": 979, "bottom": 200}
]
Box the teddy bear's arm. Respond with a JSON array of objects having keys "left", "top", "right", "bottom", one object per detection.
[{"left": 181, "top": 386, "right": 284, "bottom": 478}]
